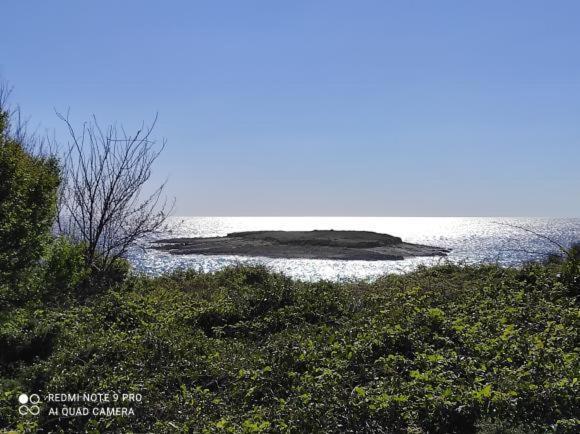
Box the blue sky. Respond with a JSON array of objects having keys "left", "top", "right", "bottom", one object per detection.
[{"left": 2, "top": 1, "right": 579, "bottom": 216}]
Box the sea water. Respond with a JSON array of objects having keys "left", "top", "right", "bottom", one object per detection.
[{"left": 127, "top": 217, "right": 580, "bottom": 281}]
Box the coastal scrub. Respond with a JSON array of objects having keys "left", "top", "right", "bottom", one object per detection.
[{"left": 0, "top": 262, "right": 578, "bottom": 433}]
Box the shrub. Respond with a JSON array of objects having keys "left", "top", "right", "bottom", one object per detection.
[
  {"left": 41, "top": 236, "right": 131, "bottom": 300},
  {"left": 0, "top": 107, "right": 60, "bottom": 283},
  {"left": 1, "top": 264, "right": 576, "bottom": 433},
  {"left": 41, "top": 237, "right": 91, "bottom": 302},
  {"left": 0, "top": 308, "right": 59, "bottom": 368},
  {"left": 88, "top": 256, "right": 131, "bottom": 292}
]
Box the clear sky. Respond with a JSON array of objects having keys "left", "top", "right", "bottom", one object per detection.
[{"left": 1, "top": 1, "right": 579, "bottom": 216}]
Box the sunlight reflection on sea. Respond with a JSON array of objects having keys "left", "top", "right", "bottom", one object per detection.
[{"left": 128, "top": 217, "right": 580, "bottom": 281}]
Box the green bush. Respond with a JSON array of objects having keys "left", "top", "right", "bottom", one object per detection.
[
  {"left": 0, "top": 109, "right": 60, "bottom": 283},
  {"left": 41, "top": 237, "right": 130, "bottom": 300},
  {"left": 41, "top": 237, "right": 91, "bottom": 302},
  {"left": 86, "top": 256, "right": 131, "bottom": 294},
  {"left": 0, "top": 307, "right": 59, "bottom": 369},
  {"left": 1, "top": 263, "right": 577, "bottom": 433}
]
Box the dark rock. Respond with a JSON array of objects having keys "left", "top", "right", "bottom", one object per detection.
[{"left": 152, "top": 230, "right": 450, "bottom": 261}]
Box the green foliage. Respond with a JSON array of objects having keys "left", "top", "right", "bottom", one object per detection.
[
  {"left": 0, "top": 262, "right": 577, "bottom": 433},
  {"left": 562, "top": 243, "right": 580, "bottom": 297},
  {"left": 0, "top": 109, "right": 60, "bottom": 283},
  {"left": 0, "top": 307, "right": 59, "bottom": 369},
  {"left": 89, "top": 256, "right": 131, "bottom": 292},
  {"left": 42, "top": 236, "right": 130, "bottom": 301},
  {"left": 543, "top": 243, "right": 580, "bottom": 297},
  {"left": 41, "top": 237, "right": 91, "bottom": 302}
]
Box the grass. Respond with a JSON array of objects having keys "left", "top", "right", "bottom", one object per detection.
[{"left": 0, "top": 261, "right": 578, "bottom": 433}]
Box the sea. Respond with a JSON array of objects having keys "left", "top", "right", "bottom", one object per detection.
[{"left": 128, "top": 217, "right": 580, "bottom": 281}]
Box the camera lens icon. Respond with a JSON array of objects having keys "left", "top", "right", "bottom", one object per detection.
[{"left": 18, "top": 393, "right": 40, "bottom": 416}]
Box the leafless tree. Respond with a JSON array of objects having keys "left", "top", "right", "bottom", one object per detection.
[{"left": 57, "top": 111, "right": 173, "bottom": 273}]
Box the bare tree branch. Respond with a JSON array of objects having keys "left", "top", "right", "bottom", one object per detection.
[
  {"left": 493, "top": 221, "right": 568, "bottom": 254},
  {"left": 56, "top": 111, "right": 174, "bottom": 273}
]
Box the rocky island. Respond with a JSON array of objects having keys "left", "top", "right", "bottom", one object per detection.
[{"left": 153, "top": 230, "right": 450, "bottom": 261}]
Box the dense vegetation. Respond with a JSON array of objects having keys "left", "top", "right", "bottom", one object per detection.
[
  {"left": 0, "top": 92, "right": 578, "bottom": 433},
  {"left": 0, "top": 107, "right": 59, "bottom": 284},
  {"left": 0, "top": 258, "right": 578, "bottom": 433}
]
